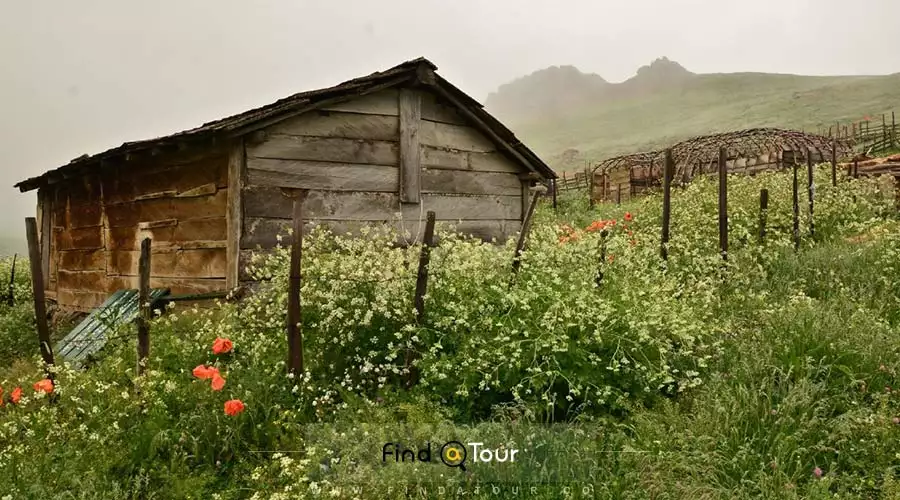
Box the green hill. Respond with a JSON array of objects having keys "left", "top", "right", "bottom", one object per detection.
[{"left": 485, "top": 57, "right": 900, "bottom": 171}]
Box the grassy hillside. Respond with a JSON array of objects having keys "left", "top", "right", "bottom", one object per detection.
[
  {"left": 487, "top": 61, "right": 900, "bottom": 171},
  {"left": 1, "top": 166, "right": 899, "bottom": 498},
  {"left": 0, "top": 235, "right": 26, "bottom": 257}
]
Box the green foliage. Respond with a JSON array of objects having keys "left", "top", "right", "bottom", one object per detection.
[{"left": 0, "top": 169, "right": 899, "bottom": 498}]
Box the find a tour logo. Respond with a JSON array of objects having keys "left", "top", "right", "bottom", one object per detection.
[{"left": 382, "top": 441, "right": 519, "bottom": 472}]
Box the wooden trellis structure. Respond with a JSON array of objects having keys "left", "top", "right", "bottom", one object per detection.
[{"left": 591, "top": 128, "right": 853, "bottom": 204}]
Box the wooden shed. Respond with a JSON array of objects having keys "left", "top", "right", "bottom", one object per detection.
[{"left": 15, "top": 57, "right": 556, "bottom": 312}]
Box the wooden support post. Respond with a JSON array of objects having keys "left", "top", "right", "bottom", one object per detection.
[
  {"left": 225, "top": 140, "right": 244, "bottom": 290},
  {"left": 792, "top": 159, "right": 800, "bottom": 251},
  {"left": 413, "top": 211, "right": 436, "bottom": 323},
  {"left": 893, "top": 111, "right": 897, "bottom": 148},
  {"left": 883, "top": 114, "right": 888, "bottom": 146},
  {"left": 286, "top": 193, "right": 305, "bottom": 375},
  {"left": 718, "top": 147, "right": 728, "bottom": 261},
  {"left": 807, "top": 149, "right": 815, "bottom": 238},
  {"left": 25, "top": 217, "right": 54, "bottom": 375},
  {"left": 854, "top": 159, "right": 859, "bottom": 179},
  {"left": 759, "top": 189, "right": 768, "bottom": 243},
  {"left": 562, "top": 172, "right": 569, "bottom": 191},
  {"left": 406, "top": 211, "right": 436, "bottom": 387},
  {"left": 399, "top": 89, "right": 422, "bottom": 204},
  {"left": 7, "top": 253, "right": 16, "bottom": 307},
  {"left": 136, "top": 237, "right": 151, "bottom": 376},
  {"left": 511, "top": 190, "right": 542, "bottom": 281},
  {"left": 830, "top": 140, "right": 837, "bottom": 187},
  {"left": 551, "top": 179, "right": 558, "bottom": 211},
  {"left": 661, "top": 149, "right": 673, "bottom": 261},
  {"left": 595, "top": 229, "right": 608, "bottom": 287},
  {"left": 616, "top": 184, "right": 622, "bottom": 205}
]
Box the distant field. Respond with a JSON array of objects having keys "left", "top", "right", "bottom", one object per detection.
[{"left": 492, "top": 72, "right": 900, "bottom": 171}]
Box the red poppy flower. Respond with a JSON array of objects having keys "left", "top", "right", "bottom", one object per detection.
[
  {"left": 624, "top": 212, "right": 633, "bottom": 222},
  {"left": 212, "top": 337, "right": 233, "bottom": 355},
  {"left": 33, "top": 379, "right": 53, "bottom": 394},
  {"left": 608, "top": 254, "right": 615, "bottom": 263},
  {"left": 192, "top": 365, "right": 219, "bottom": 380},
  {"left": 224, "top": 399, "right": 245, "bottom": 416},
  {"left": 0, "top": 386, "right": 3, "bottom": 406},
  {"left": 10, "top": 387, "right": 22, "bottom": 404},
  {"left": 211, "top": 373, "right": 226, "bottom": 391}
]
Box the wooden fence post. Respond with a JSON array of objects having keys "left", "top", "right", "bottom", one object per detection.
[
  {"left": 511, "top": 189, "right": 543, "bottom": 282},
  {"left": 661, "top": 149, "right": 673, "bottom": 261},
  {"left": 893, "top": 111, "right": 897, "bottom": 149},
  {"left": 406, "top": 210, "right": 436, "bottom": 387},
  {"left": 830, "top": 140, "right": 837, "bottom": 187},
  {"left": 136, "top": 237, "right": 151, "bottom": 376},
  {"left": 413, "top": 211, "right": 436, "bottom": 323},
  {"left": 854, "top": 159, "right": 859, "bottom": 179},
  {"left": 286, "top": 193, "right": 305, "bottom": 375},
  {"left": 759, "top": 189, "right": 768, "bottom": 243},
  {"left": 551, "top": 179, "right": 558, "bottom": 211},
  {"left": 616, "top": 184, "right": 622, "bottom": 205},
  {"left": 7, "top": 253, "right": 16, "bottom": 307},
  {"left": 25, "top": 217, "right": 54, "bottom": 376},
  {"left": 562, "top": 172, "right": 568, "bottom": 191},
  {"left": 595, "top": 229, "right": 608, "bottom": 287},
  {"left": 807, "top": 149, "right": 815, "bottom": 238},
  {"left": 718, "top": 147, "right": 728, "bottom": 261},
  {"left": 883, "top": 114, "right": 888, "bottom": 147},
  {"left": 792, "top": 158, "right": 800, "bottom": 250}
]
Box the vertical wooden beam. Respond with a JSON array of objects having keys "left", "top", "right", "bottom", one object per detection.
[
  {"left": 893, "top": 111, "right": 897, "bottom": 148},
  {"left": 225, "top": 140, "right": 244, "bottom": 289},
  {"left": 759, "top": 189, "right": 768, "bottom": 243},
  {"left": 25, "top": 217, "right": 54, "bottom": 375},
  {"left": 854, "top": 159, "right": 859, "bottom": 179},
  {"left": 883, "top": 114, "right": 888, "bottom": 147},
  {"left": 830, "top": 140, "right": 837, "bottom": 187},
  {"left": 399, "top": 89, "right": 421, "bottom": 204},
  {"left": 595, "top": 229, "right": 608, "bottom": 288},
  {"left": 807, "top": 149, "right": 815, "bottom": 237},
  {"left": 286, "top": 192, "right": 305, "bottom": 375},
  {"left": 413, "top": 211, "right": 436, "bottom": 323},
  {"left": 136, "top": 237, "right": 151, "bottom": 376},
  {"left": 511, "top": 189, "right": 542, "bottom": 281},
  {"left": 661, "top": 149, "right": 673, "bottom": 261},
  {"left": 551, "top": 179, "right": 557, "bottom": 211},
  {"left": 37, "top": 189, "right": 51, "bottom": 291},
  {"left": 718, "top": 148, "right": 728, "bottom": 261},
  {"left": 616, "top": 184, "right": 622, "bottom": 205}
]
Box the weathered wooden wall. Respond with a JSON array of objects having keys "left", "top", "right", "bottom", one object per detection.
[
  {"left": 46, "top": 151, "right": 230, "bottom": 311},
  {"left": 239, "top": 87, "right": 526, "bottom": 274}
]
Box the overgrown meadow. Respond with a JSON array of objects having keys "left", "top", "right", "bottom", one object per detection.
[{"left": 1, "top": 166, "right": 899, "bottom": 499}]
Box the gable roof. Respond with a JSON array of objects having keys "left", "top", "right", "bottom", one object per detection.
[{"left": 15, "top": 57, "right": 555, "bottom": 192}]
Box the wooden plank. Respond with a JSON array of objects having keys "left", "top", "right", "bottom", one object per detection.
[
  {"left": 39, "top": 189, "right": 52, "bottom": 286},
  {"left": 419, "top": 169, "right": 520, "bottom": 196},
  {"left": 59, "top": 250, "right": 105, "bottom": 271},
  {"left": 102, "top": 156, "right": 228, "bottom": 205},
  {"left": 55, "top": 289, "right": 111, "bottom": 312},
  {"left": 58, "top": 269, "right": 107, "bottom": 291},
  {"left": 420, "top": 91, "right": 467, "bottom": 125},
  {"left": 226, "top": 141, "right": 244, "bottom": 289},
  {"left": 106, "top": 218, "right": 227, "bottom": 250},
  {"left": 399, "top": 88, "right": 422, "bottom": 203},
  {"left": 240, "top": 218, "right": 520, "bottom": 250},
  {"left": 422, "top": 147, "right": 521, "bottom": 174},
  {"left": 26, "top": 217, "right": 55, "bottom": 371},
  {"left": 248, "top": 135, "right": 399, "bottom": 166},
  {"left": 420, "top": 120, "right": 496, "bottom": 153},
  {"left": 106, "top": 276, "right": 225, "bottom": 296},
  {"left": 318, "top": 89, "right": 399, "bottom": 115},
  {"left": 57, "top": 226, "right": 104, "bottom": 250},
  {"left": 266, "top": 111, "right": 399, "bottom": 141},
  {"left": 247, "top": 159, "right": 399, "bottom": 192},
  {"left": 107, "top": 248, "right": 227, "bottom": 278},
  {"left": 243, "top": 190, "right": 519, "bottom": 223},
  {"left": 105, "top": 190, "right": 228, "bottom": 228}
]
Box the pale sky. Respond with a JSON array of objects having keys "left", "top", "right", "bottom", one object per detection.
[{"left": 2, "top": 0, "right": 898, "bottom": 236}]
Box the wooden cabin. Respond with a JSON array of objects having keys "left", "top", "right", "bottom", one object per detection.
[{"left": 15, "top": 57, "right": 556, "bottom": 312}]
